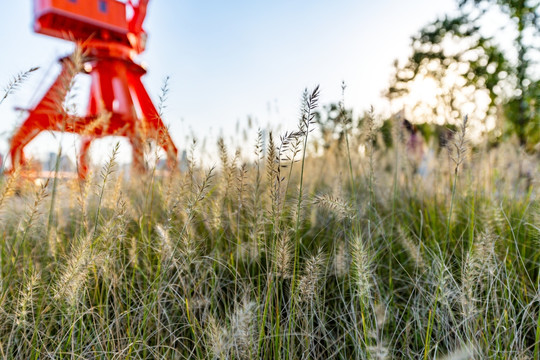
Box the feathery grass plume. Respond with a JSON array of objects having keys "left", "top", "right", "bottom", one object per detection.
[
  {"left": 186, "top": 138, "right": 198, "bottom": 192},
  {"left": 469, "top": 231, "right": 496, "bottom": 276},
  {"left": 76, "top": 170, "right": 92, "bottom": 230},
  {"left": 205, "top": 314, "right": 228, "bottom": 359},
  {"left": 156, "top": 223, "right": 174, "bottom": 265},
  {"left": 93, "top": 142, "right": 120, "bottom": 235},
  {"left": 178, "top": 164, "right": 215, "bottom": 270},
  {"left": 295, "top": 85, "right": 320, "bottom": 231},
  {"left": 254, "top": 128, "right": 264, "bottom": 167},
  {"left": 237, "top": 161, "right": 248, "bottom": 198},
  {"left": 339, "top": 81, "right": 357, "bottom": 202},
  {"left": 350, "top": 235, "right": 372, "bottom": 300},
  {"left": 461, "top": 231, "right": 497, "bottom": 318},
  {"left": 274, "top": 232, "right": 293, "bottom": 278},
  {"left": 200, "top": 195, "right": 222, "bottom": 233},
  {"left": 0, "top": 67, "right": 39, "bottom": 106},
  {"left": 47, "top": 226, "right": 59, "bottom": 259},
  {"left": 179, "top": 229, "right": 199, "bottom": 269},
  {"left": 374, "top": 303, "right": 387, "bottom": 330},
  {"left": 289, "top": 183, "right": 310, "bottom": 224},
  {"left": 0, "top": 168, "right": 20, "bottom": 213},
  {"left": 420, "top": 254, "right": 461, "bottom": 360},
  {"left": 448, "top": 115, "right": 469, "bottom": 176},
  {"left": 98, "top": 143, "right": 120, "bottom": 187},
  {"left": 157, "top": 75, "right": 170, "bottom": 118},
  {"left": 217, "top": 137, "right": 234, "bottom": 197},
  {"left": 299, "top": 85, "right": 320, "bottom": 137},
  {"left": 250, "top": 129, "right": 265, "bottom": 241},
  {"left": 102, "top": 172, "right": 124, "bottom": 210},
  {"left": 266, "top": 131, "right": 281, "bottom": 220},
  {"left": 18, "top": 179, "right": 49, "bottom": 247},
  {"left": 230, "top": 297, "right": 257, "bottom": 360},
  {"left": 313, "top": 193, "right": 355, "bottom": 221},
  {"left": 174, "top": 166, "right": 215, "bottom": 267},
  {"left": 187, "top": 165, "right": 215, "bottom": 212},
  {"left": 281, "top": 128, "right": 305, "bottom": 200},
  {"left": 529, "top": 203, "right": 540, "bottom": 246},
  {"left": 431, "top": 256, "right": 459, "bottom": 313},
  {"left": 236, "top": 240, "right": 259, "bottom": 263},
  {"left": 365, "top": 106, "right": 377, "bottom": 218},
  {"left": 367, "top": 343, "right": 389, "bottom": 360},
  {"left": 397, "top": 226, "right": 426, "bottom": 270},
  {"left": 156, "top": 224, "right": 197, "bottom": 270},
  {"left": 333, "top": 240, "right": 350, "bottom": 277},
  {"left": 297, "top": 248, "right": 325, "bottom": 303},
  {"left": 54, "top": 233, "right": 104, "bottom": 307},
  {"left": 445, "top": 115, "right": 469, "bottom": 248},
  {"left": 230, "top": 147, "right": 241, "bottom": 182},
  {"left": 365, "top": 303, "right": 389, "bottom": 359},
  {"left": 15, "top": 270, "right": 40, "bottom": 328},
  {"left": 478, "top": 198, "right": 506, "bottom": 234},
  {"left": 236, "top": 161, "right": 248, "bottom": 236},
  {"left": 390, "top": 111, "right": 407, "bottom": 194},
  {"left": 279, "top": 129, "right": 304, "bottom": 163},
  {"left": 439, "top": 343, "right": 475, "bottom": 360},
  {"left": 129, "top": 236, "right": 139, "bottom": 268},
  {"left": 97, "top": 196, "right": 127, "bottom": 286},
  {"left": 163, "top": 170, "right": 180, "bottom": 224},
  {"left": 55, "top": 45, "right": 85, "bottom": 118},
  {"left": 274, "top": 130, "right": 304, "bottom": 214}
]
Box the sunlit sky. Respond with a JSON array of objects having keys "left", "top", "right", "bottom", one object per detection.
[{"left": 0, "top": 0, "right": 459, "bottom": 165}]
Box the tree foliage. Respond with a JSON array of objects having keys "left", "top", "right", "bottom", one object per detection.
[
  {"left": 459, "top": 0, "right": 539, "bottom": 147},
  {"left": 388, "top": 0, "right": 539, "bottom": 149}
]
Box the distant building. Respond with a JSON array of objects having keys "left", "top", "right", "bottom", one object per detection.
[
  {"left": 44, "top": 152, "right": 75, "bottom": 172},
  {"left": 180, "top": 150, "right": 188, "bottom": 172}
]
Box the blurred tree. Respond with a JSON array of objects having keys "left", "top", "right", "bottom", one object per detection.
[
  {"left": 314, "top": 103, "right": 397, "bottom": 153},
  {"left": 386, "top": 15, "right": 511, "bottom": 142},
  {"left": 387, "top": 0, "right": 539, "bottom": 149},
  {"left": 458, "top": 0, "right": 539, "bottom": 147},
  {"left": 459, "top": 0, "right": 540, "bottom": 146},
  {"left": 313, "top": 102, "right": 354, "bottom": 152}
]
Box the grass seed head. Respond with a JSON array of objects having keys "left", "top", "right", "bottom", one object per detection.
[
  {"left": 230, "top": 297, "right": 257, "bottom": 360},
  {"left": 274, "top": 233, "right": 293, "bottom": 278},
  {"left": 298, "top": 248, "right": 325, "bottom": 303},
  {"left": 333, "top": 240, "right": 350, "bottom": 277},
  {"left": 206, "top": 314, "right": 228, "bottom": 359},
  {"left": 351, "top": 235, "right": 372, "bottom": 300},
  {"left": 15, "top": 270, "right": 40, "bottom": 328}
]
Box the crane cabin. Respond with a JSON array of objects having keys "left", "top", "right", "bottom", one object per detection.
[{"left": 34, "top": 0, "right": 129, "bottom": 43}]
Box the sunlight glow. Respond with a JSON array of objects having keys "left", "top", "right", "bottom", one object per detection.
[{"left": 390, "top": 64, "right": 496, "bottom": 142}]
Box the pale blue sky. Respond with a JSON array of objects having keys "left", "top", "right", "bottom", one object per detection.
[{"left": 0, "top": 0, "right": 457, "bottom": 164}]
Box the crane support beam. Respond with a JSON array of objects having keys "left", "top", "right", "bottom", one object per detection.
[{"left": 9, "top": 0, "right": 177, "bottom": 178}]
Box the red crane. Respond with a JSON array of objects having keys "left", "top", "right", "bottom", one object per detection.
[{"left": 9, "top": 0, "right": 178, "bottom": 179}]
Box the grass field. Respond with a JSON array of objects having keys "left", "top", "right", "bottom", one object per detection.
[{"left": 0, "top": 84, "right": 539, "bottom": 359}]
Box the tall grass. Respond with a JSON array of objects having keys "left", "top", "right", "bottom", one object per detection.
[{"left": 0, "top": 79, "right": 538, "bottom": 359}]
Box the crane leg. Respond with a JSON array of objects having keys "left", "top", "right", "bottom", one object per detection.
[
  {"left": 9, "top": 116, "right": 44, "bottom": 171},
  {"left": 128, "top": 71, "right": 178, "bottom": 171},
  {"left": 78, "top": 136, "right": 93, "bottom": 180},
  {"left": 130, "top": 134, "right": 146, "bottom": 174},
  {"left": 8, "top": 56, "right": 78, "bottom": 173}
]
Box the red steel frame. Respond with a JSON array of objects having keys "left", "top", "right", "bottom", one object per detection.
[{"left": 9, "top": 0, "right": 177, "bottom": 179}]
